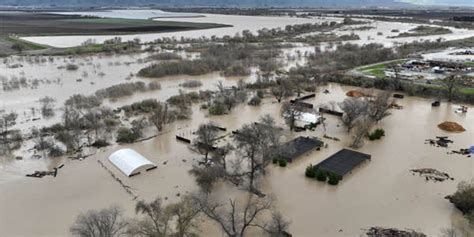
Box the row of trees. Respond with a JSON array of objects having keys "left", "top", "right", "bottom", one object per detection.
[
  {"left": 138, "top": 43, "right": 283, "bottom": 79},
  {"left": 71, "top": 193, "right": 290, "bottom": 237}
]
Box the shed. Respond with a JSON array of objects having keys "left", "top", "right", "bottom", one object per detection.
[
  {"left": 108, "top": 149, "right": 157, "bottom": 177},
  {"left": 295, "top": 112, "right": 322, "bottom": 128},
  {"left": 276, "top": 137, "right": 324, "bottom": 162},
  {"left": 315, "top": 149, "right": 371, "bottom": 178}
]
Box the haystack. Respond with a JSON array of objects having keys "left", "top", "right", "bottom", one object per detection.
[
  {"left": 346, "top": 90, "right": 365, "bottom": 97},
  {"left": 438, "top": 122, "right": 466, "bottom": 132}
]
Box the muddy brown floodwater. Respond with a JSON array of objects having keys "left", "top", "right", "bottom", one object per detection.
[{"left": 1, "top": 82, "right": 473, "bottom": 236}]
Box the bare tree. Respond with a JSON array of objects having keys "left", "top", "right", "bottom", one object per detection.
[
  {"left": 339, "top": 98, "right": 369, "bottom": 132},
  {"left": 189, "top": 164, "right": 226, "bottom": 194},
  {"left": 165, "top": 196, "right": 201, "bottom": 237},
  {"left": 32, "top": 127, "right": 51, "bottom": 158},
  {"left": 368, "top": 91, "right": 392, "bottom": 123},
  {"left": 233, "top": 117, "right": 281, "bottom": 193},
  {"left": 130, "top": 198, "right": 172, "bottom": 236},
  {"left": 148, "top": 102, "right": 172, "bottom": 132},
  {"left": 271, "top": 78, "right": 294, "bottom": 103},
  {"left": 130, "top": 196, "right": 201, "bottom": 237},
  {"left": 351, "top": 117, "right": 372, "bottom": 149},
  {"left": 257, "top": 212, "right": 292, "bottom": 237},
  {"left": 39, "top": 96, "right": 56, "bottom": 117},
  {"left": 194, "top": 122, "right": 220, "bottom": 164},
  {"left": 440, "top": 74, "right": 461, "bottom": 102},
  {"left": 0, "top": 112, "right": 18, "bottom": 151},
  {"left": 70, "top": 206, "right": 128, "bottom": 237},
  {"left": 196, "top": 195, "right": 273, "bottom": 237},
  {"left": 280, "top": 102, "right": 302, "bottom": 131}
]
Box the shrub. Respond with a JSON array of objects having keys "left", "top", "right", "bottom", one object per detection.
[
  {"left": 328, "top": 172, "right": 341, "bottom": 185},
  {"left": 278, "top": 159, "right": 288, "bottom": 167},
  {"left": 91, "top": 139, "right": 110, "bottom": 148},
  {"left": 121, "top": 99, "right": 159, "bottom": 114},
  {"left": 180, "top": 80, "right": 203, "bottom": 88},
  {"left": 305, "top": 165, "right": 316, "bottom": 178},
  {"left": 248, "top": 95, "right": 262, "bottom": 106},
  {"left": 448, "top": 181, "right": 474, "bottom": 215},
  {"left": 221, "top": 64, "right": 251, "bottom": 77},
  {"left": 95, "top": 82, "right": 147, "bottom": 99},
  {"left": 208, "top": 100, "right": 227, "bottom": 115},
  {"left": 273, "top": 158, "right": 279, "bottom": 164},
  {"left": 66, "top": 64, "right": 79, "bottom": 71},
  {"left": 148, "top": 81, "right": 161, "bottom": 90},
  {"left": 116, "top": 127, "right": 140, "bottom": 143},
  {"left": 315, "top": 169, "right": 328, "bottom": 182},
  {"left": 48, "top": 146, "right": 65, "bottom": 157},
  {"left": 148, "top": 52, "right": 182, "bottom": 61},
  {"left": 368, "top": 128, "right": 385, "bottom": 141}
]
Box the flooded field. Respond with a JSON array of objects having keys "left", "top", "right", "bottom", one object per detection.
[
  {"left": 1, "top": 82, "right": 473, "bottom": 236},
  {"left": 20, "top": 10, "right": 474, "bottom": 49},
  {"left": 22, "top": 12, "right": 340, "bottom": 47}
]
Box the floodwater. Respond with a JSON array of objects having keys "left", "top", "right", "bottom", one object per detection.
[
  {"left": 49, "top": 9, "right": 203, "bottom": 19},
  {"left": 22, "top": 11, "right": 341, "bottom": 47},
  {"left": 2, "top": 10, "right": 474, "bottom": 237},
  {"left": 1, "top": 82, "right": 473, "bottom": 236},
  {"left": 309, "top": 19, "right": 474, "bottom": 47},
  {"left": 20, "top": 11, "right": 474, "bottom": 49},
  {"left": 0, "top": 52, "right": 260, "bottom": 131}
]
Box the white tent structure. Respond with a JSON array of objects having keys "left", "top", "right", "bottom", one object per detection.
[{"left": 108, "top": 149, "right": 157, "bottom": 177}]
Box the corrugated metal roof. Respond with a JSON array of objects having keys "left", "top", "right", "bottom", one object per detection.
[
  {"left": 108, "top": 149, "right": 156, "bottom": 177},
  {"left": 316, "top": 149, "right": 371, "bottom": 178}
]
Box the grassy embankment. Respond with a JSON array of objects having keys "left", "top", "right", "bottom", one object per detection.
[{"left": 357, "top": 59, "right": 406, "bottom": 78}]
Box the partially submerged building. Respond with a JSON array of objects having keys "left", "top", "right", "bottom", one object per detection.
[
  {"left": 276, "top": 136, "right": 324, "bottom": 162},
  {"left": 108, "top": 148, "right": 157, "bottom": 177},
  {"left": 315, "top": 149, "right": 371, "bottom": 178}
]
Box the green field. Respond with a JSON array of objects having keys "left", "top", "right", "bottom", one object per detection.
[
  {"left": 461, "top": 88, "right": 474, "bottom": 95},
  {"left": 357, "top": 59, "right": 405, "bottom": 78}
]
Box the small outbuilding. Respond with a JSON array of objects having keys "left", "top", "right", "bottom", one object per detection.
[
  {"left": 276, "top": 136, "right": 324, "bottom": 162},
  {"left": 315, "top": 149, "right": 371, "bottom": 178},
  {"left": 108, "top": 149, "right": 157, "bottom": 177}
]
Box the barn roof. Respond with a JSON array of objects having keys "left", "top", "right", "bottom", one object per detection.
[
  {"left": 277, "top": 136, "right": 324, "bottom": 162},
  {"left": 316, "top": 149, "right": 371, "bottom": 177},
  {"left": 108, "top": 149, "right": 156, "bottom": 177}
]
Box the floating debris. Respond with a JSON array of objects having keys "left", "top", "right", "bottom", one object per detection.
[
  {"left": 366, "top": 227, "right": 426, "bottom": 237},
  {"left": 25, "top": 164, "right": 63, "bottom": 178},
  {"left": 450, "top": 148, "right": 472, "bottom": 157},
  {"left": 389, "top": 102, "right": 403, "bottom": 110},
  {"left": 323, "top": 134, "right": 340, "bottom": 141},
  {"left": 425, "top": 136, "right": 453, "bottom": 148},
  {"left": 26, "top": 169, "right": 57, "bottom": 178},
  {"left": 410, "top": 168, "right": 453, "bottom": 182},
  {"left": 346, "top": 90, "right": 366, "bottom": 97}
]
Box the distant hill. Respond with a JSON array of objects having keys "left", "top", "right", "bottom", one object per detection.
[
  {"left": 400, "top": 0, "right": 473, "bottom": 6},
  {"left": 2, "top": 0, "right": 410, "bottom": 8},
  {"left": 4, "top": 0, "right": 472, "bottom": 8}
]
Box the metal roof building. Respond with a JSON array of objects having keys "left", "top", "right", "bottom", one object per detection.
[
  {"left": 316, "top": 149, "right": 371, "bottom": 178},
  {"left": 276, "top": 136, "right": 324, "bottom": 162},
  {"left": 108, "top": 149, "right": 157, "bottom": 177}
]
